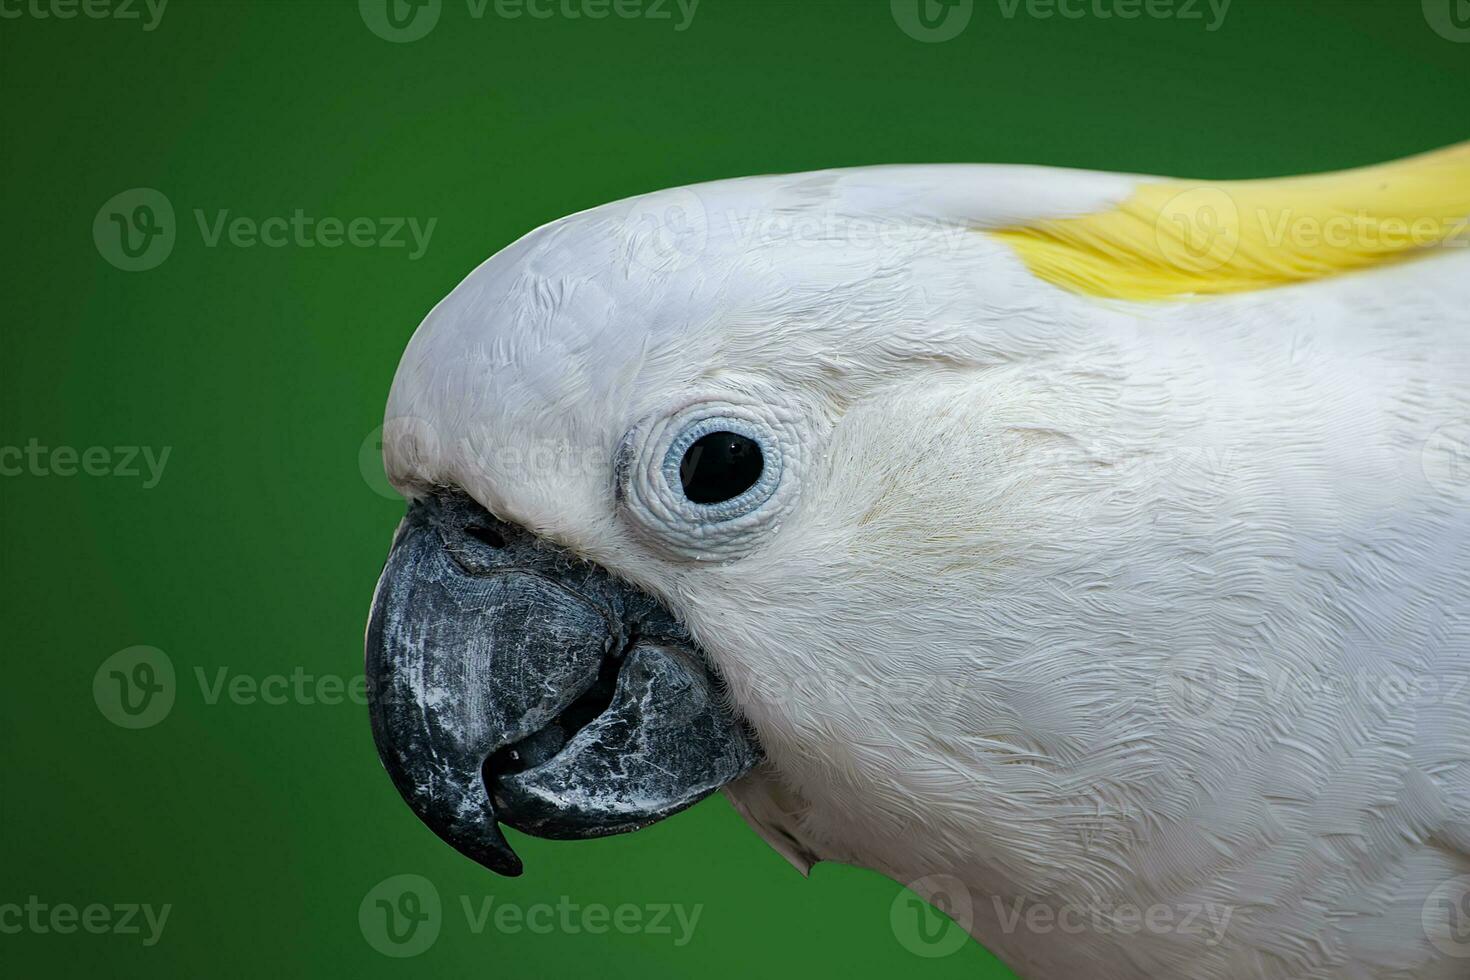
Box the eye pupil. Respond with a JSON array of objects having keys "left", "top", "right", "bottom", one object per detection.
[{"left": 679, "top": 431, "right": 764, "bottom": 505}]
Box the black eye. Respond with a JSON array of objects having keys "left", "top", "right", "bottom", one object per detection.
[{"left": 679, "top": 431, "right": 764, "bottom": 504}]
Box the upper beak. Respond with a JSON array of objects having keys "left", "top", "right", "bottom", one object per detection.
[{"left": 365, "top": 491, "right": 761, "bottom": 876}]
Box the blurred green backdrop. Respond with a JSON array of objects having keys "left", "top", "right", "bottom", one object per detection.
[{"left": 1, "top": 0, "right": 1466, "bottom": 976}]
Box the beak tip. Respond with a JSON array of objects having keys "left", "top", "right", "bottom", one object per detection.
[
  {"left": 471, "top": 847, "right": 524, "bottom": 878},
  {"left": 437, "top": 814, "right": 525, "bottom": 878}
]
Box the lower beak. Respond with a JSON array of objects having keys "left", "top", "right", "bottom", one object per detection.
[{"left": 365, "top": 491, "right": 761, "bottom": 876}]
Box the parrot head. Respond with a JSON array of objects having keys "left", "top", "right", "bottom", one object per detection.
[
  {"left": 363, "top": 166, "right": 1117, "bottom": 879},
  {"left": 372, "top": 158, "right": 1435, "bottom": 886}
]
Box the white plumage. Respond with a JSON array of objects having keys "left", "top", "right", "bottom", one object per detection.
[{"left": 384, "top": 159, "right": 1470, "bottom": 979}]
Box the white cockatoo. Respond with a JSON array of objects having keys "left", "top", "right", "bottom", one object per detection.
[{"left": 366, "top": 144, "right": 1470, "bottom": 979}]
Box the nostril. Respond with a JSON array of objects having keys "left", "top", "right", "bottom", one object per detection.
[{"left": 465, "top": 524, "right": 507, "bottom": 549}]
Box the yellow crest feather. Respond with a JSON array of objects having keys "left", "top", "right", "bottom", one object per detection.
[{"left": 990, "top": 143, "right": 1470, "bottom": 301}]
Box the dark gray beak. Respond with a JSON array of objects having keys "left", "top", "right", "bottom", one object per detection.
[{"left": 365, "top": 491, "right": 761, "bottom": 876}]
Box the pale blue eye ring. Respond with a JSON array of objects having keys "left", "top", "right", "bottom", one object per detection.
[
  {"left": 660, "top": 416, "right": 781, "bottom": 521},
  {"left": 617, "top": 392, "right": 804, "bottom": 562}
]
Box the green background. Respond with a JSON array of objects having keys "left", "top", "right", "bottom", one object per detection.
[{"left": 1, "top": 0, "right": 1465, "bottom": 976}]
